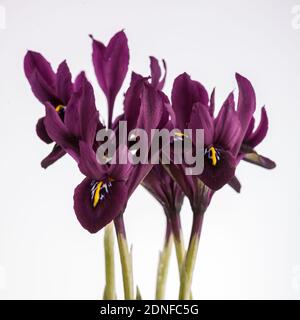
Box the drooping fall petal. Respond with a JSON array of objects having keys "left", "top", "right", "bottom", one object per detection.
[
  {"left": 200, "top": 149, "right": 237, "bottom": 191},
  {"left": 36, "top": 117, "right": 52, "bottom": 144},
  {"left": 41, "top": 144, "right": 66, "bottom": 169},
  {"left": 74, "top": 177, "right": 128, "bottom": 233},
  {"left": 242, "top": 150, "right": 276, "bottom": 169}
]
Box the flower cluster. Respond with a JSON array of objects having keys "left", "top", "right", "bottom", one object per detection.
[{"left": 24, "top": 30, "right": 275, "bottom": 300}]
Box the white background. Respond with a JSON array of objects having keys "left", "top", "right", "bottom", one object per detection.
[{"left": 0, "top": 0, "right": 299, "bottom": 299}]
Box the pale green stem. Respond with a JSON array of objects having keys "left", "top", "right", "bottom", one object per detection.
[
  {"left": 114, "top": 215, "right": 134, "bottom": 300},
  {"left": 179, "top": 213, "right": 204, "bottom": 300},
  {"left": 171, "top": 213, "right": 193, "bottom": 299},
  {"left": 103, "top": 223, "right": 116, "bottom": 300},
  {"left": 155, "top": 219, "right": 173, "bottom": 300},
  {"left": 173, "top": 230, "right": 186, "bottom": 274}
]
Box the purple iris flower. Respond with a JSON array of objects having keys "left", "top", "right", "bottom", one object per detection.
[
  {"left": 164, "top": 73, "right": 276, "bottom": 298},
  {"left": 24, "top": 51, "right": 73, "bottom": 168},
  {"left": 141, "top": 57, "right": 184, "bottom": 236},
  {"left": 74, "top": 79, "right": 169, "bottom": 233},
  {"left": 74, "top": 142, "right": 132, "bottom": 233},
  {"left": 170, "top": 72, "right": 265, "bottom": 191}
]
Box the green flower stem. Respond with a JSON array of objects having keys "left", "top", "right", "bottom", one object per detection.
[
  {"left": 171, "top": 213, "right": 186, "bottom": 274},
  {"left": 114, "top": 214, "right": 134, "bottom": 300},
  {"left": 170, "top": 211, "right": 192, "bottom": 299},
  {"left": 179, "top": 212, "right": 204, "bottom": 300},
  {"left": 103, "top": 223, "right": 116, "bottom": 300},
  {"left": 155, "top": 218, "right": 173, "bottom": 300}
]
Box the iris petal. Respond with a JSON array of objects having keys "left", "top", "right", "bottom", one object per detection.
[
  {"left": 41, "top": 144, "right": 66, "bottom": 169},
  {"left": 36, "top": 117, "right": 52, "bottom": 144},
  {"left": 73, "top": 177, "right": 128, "bottom": 233},
  {"left": 91, "top": 30, "right": 129, "bottom": 126},
  {"left": 200, "top": 149, "right": 236, "bottom": 190},
  {"left": 171, "top": 73, "right": 209, "bottom": 132}
]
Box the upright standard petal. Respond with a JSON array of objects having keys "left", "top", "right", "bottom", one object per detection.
[
  {"left": 91, "top": 30, "right": 129, "bottom": 127},
  {"left": 244, "top": 107, "right": 268, "bottom": 148},
  {"left": 150, "top": 56, "right": 167, "bottom": 90},
  {"left": 233, "top": 73, "right": 256, "bottom": 153},
  {"left": 44, "top": 102, "right": 79, "bottom": 159},
  {"left": 188, "top": 102, "right": 214, "bottom": 146},
  {"left": 137, "top": 82, "right": 165, "bottom": 139},
  {"left": 24, "top": 51, "right": 59, "bottom": 104},
  {"left": 171, "top": 73, "right": 209, "bottom": 131},
  {"left": 123, "top": 72, "right": 147, "bottom": 131},
  {"left": 24, "top": 51, "right": 55, "bottom": 89},
  {"left": 56, "top": 60, "right": 73, "bottom": 105},
  {"left": 79, "top": 82, "right": 101, "bottom": 146},
  {"left": 214, "top": 93, "right": 241, "bottom": 151}
]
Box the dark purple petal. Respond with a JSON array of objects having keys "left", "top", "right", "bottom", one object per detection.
[
  {"left": 234, "top": 73, "right": 256, "bottom": 151},
  {"left": 135, "top": 83, "right": 166, "bottom": 145},
  {"left": 24, "top": 51, "right": 55, "bottom": 89},
  {"left": 171, "top": 73, "right": 209, "bottom": 131},
  {"left": 76, "top": 73, "right": 99, "bottom": 145},
  {"left": 78, "top": 141, "right": 106, "bottom": 179},
  {"left": 74, "top": 178, "right": 128, "bottom": 233},
  {"left": 162, "top": 163, "right": 196, "bottom": 202},
  {"left": 143, "top": 165, "right": 184, "bottom": 212},
  {"left": 142, "top": 166, "right": 167, "bottom": 206},
  {"left": 27, "top": 70, "right": 60, "bottom": 105},
  {"left": 244, "top": 117, "right": 255, "bottom": 140},
  {"left": 64, "top": 73, "right": 99, "bottom": 146},
  {"left": 242, "top": 151, "right": 276, "bottom": 169},
  {"left": 64, "top": 91, "right": 81, "bottom": 138},
  {"left": 209, "top": 88, "right": 215, "bottom": 116},
  {"left": 200, "top": 149, "right": 236, "bottom": 190},
  {"left": 188, "top": 102, "right": 214, "bottom": 146},
  {"left": 44, "top": 103, "right": 78, "bottom": 159},
  {"left": 36, "top": 117, "right": 52, "bottom": 144},
  {"left": 150, "top": 56, "right": 161, "bottom": 88},
  {"left": 214, "top": 93, "right": 241, "bottom": 151},
  {"left": 108, "top": 145, "right": 132, "bottom": 181},
  {"left": 124, "top": 80, "right": 166, "bottom": 148},
  {"left": 24, "top": 51, "right": 60, "bottom": 105},
  {"left": 91, "top": 30, "right": 129, "bottom": 127},
  {"left": 41, "top": 144, "right": 66, "bottom": 169},
  {"left": 227, "top": 176, "right": 241, "bottom": 193},
  {"left": 245, "top": 107, "right": 268, "bottom": 148},
  {"left": 126, "top": 163, "right": 154, "bottom": 197},
  {"left": 56, "top": 60, "right": 73, "bottom": 105},
  {"left": 150, "top": 57, "right": 167, "bottom": 90},
  {"left": 123, "top": 72, "right": 146, "bottom": 131}
]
